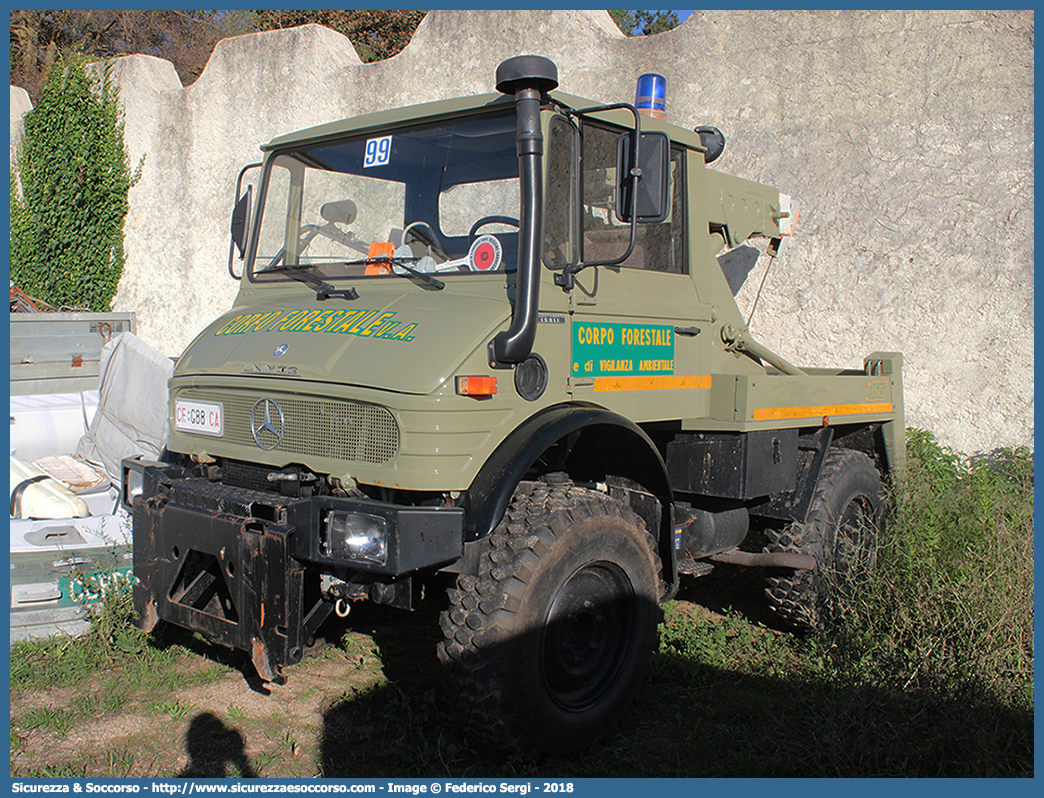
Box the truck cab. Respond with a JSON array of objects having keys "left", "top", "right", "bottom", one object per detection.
[{"left": 125, "top": 56, "right": 903, "bottom": 758}]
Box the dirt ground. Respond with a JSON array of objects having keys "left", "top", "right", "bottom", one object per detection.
[
  {"left": 12, "top": 659, "right": 343, "bottom": 777},
  {"left": 9, "top": 579, "right": 769, "bottom": 779},
  {"left": 9, "top": 602, "right": 450, "bottom": 778}
]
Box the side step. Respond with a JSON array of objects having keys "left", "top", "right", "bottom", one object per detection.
[
  {"left": 709, "top": 548, "right": 816, "bottom": 570},
  {"left": 676, "top": 559, "right": 714, "bottom": 577}
]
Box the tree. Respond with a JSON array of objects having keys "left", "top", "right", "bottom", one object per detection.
[
  {"left": 253, "top": 10, "right": 426, "bottom": 63},
  {"left": 10, "top": 59, "right": 142, "bottom": 311},
  {"left": 609, "top": 10, "right": 681, "bottom": 36},
  {"left": 10, "top": 10, "right": 260, "bottom": 102},
  {"left": 10, "top": 10, "right": 429, "bottom": 101}
]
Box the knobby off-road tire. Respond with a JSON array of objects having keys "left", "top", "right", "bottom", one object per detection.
[
  {"left": 764, "top": 448, "right": 883, "bottom": 632},
  {"left": 437, "top": 480, "right": 661, "bottom": 758}
]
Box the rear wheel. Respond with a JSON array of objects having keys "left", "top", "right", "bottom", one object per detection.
[
  {"left": 438, "top": 480, "right": 661, "bottom": 757},
  {"left": 764, "top": 448, "right": 883, "bottom": 631}
]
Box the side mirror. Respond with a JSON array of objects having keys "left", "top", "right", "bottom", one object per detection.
[
  {"left": 230, "top": 188, "right": 251, "bottom": 259},
  {"left": 227, "top": 162, "right": 262, "bottom": 280},
  {"left": 616, "top": 130, "right": 669, "bottom": 223}
]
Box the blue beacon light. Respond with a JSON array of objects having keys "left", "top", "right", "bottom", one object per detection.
[{"left": 635, "top": 73, "right": 667, "bottom": 121}]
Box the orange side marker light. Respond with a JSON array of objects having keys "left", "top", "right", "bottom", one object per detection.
[{"left": 456, "top": 376, "right": 498, "bottom": 398}]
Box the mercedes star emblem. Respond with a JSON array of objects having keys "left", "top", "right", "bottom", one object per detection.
[{"left": 251, "top": 397, "right": 286, "bottom": 450}]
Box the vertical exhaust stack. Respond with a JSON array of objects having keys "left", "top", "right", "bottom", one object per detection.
[{"left": 489, "top": 56, "right": 558, "bottom": 368}]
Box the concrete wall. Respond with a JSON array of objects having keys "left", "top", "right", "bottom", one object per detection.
[
  {"left": 10, "top": 86, "right": 32, "bottom": 167},
  {"left": 9, "top": 10, "right": 1033, "bottom": 455}
]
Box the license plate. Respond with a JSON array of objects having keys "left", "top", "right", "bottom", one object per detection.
[{"left": 174, "top": 399, "right": 223, "bottom": 437}]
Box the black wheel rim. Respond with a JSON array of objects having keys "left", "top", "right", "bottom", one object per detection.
[
  {"left": 541, "top": 561, "right": 636, "bottom": 712},
  {"left": 833, "top": 494, "right": 876, "bottom": 579}
]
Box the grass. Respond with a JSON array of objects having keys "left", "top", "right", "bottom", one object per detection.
[
  {"left": 146, "top": 698, "right": 193, "bottom": 720},
  {"left": 18, "top": 706, "right": 74, "bottom": 737},
  {"left": 848, "top": 430, "right": 1035, "bottom": 704},
  {"left": 104, "top": 747, "right": 137, "bottom": 776},
  {"left": 10, "top": 609, "right": 233, "bottom": 696},
  {"left": 72, "top": 691, "right": 127, "bottom": 717},
  {"left": 9, "top": 429, "right": 1033, "bottom": 778},
  {"left": 18, "top": 762, "right": 90, "bottom": 778},
  {"left": 316, "top": 430, "right": 1034, "bottom": 777}
]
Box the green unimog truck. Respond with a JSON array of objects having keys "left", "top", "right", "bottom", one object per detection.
[{"left": 122, "top": 56, "right": 904, "bottom": 756}]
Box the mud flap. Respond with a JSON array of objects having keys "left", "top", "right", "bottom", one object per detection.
[{"left": 132, "top": 496, "right": 330, "bottom": 682}]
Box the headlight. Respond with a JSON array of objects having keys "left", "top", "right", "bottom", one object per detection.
[
  {"left": 325, "top": 511, "right": 388, "bottom": 566},
  {"left": 121, "top": 459, "right": 146, "bottom": 512}
]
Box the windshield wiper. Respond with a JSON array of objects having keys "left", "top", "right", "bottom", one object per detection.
[
  {"left": 333, "top": 257, "right": 445, "bottom": 291},
  {"left": 386, "top": 257, "right": 445, "bottom": 290},
  {"left": 255, "top": 263, "right": 359, "bottom": 301}
]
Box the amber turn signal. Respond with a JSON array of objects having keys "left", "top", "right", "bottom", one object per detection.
[{"left": 456, "top": 375, "right": 498, "bottom": 397}]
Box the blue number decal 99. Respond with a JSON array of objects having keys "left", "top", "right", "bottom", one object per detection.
[{"left": 364, "top": 136, "right": 392, "bottom": 168}]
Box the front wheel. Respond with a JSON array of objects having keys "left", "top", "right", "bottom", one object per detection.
[
  {"left": 438, "top": 481, "right": 661, "bottom": 757},
  {"left": 764, "top": 448, "right": 883, "bottom": 631}
]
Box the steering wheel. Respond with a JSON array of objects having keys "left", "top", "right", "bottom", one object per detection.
[
  {"left": 402, "top": 220, "right": 452, "bottom": 262},
  {"left": 469, "top": 215, "right": 520, "bottom": 237}
]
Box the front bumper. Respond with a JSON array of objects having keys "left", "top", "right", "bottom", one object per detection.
[{"left": 124, "top": 457, "right": 463, "bottom": 681}]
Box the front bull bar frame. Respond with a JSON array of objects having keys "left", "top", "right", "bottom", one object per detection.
[{"left": 133, "top": 496, "right": 331, "bottom": 683}]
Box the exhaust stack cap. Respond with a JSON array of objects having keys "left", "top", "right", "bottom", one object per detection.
[{"left": 496, "top": 55, "right": 559, "bottom": 95}]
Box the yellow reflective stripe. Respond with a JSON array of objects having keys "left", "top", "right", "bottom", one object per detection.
[
  {"left": 752, "top": 402, "right": 893, "bottom": 421},
  {"left": 593, "top": 375, "right": 712, "bottom": 392}
]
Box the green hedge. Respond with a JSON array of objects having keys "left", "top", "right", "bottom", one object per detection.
[{"left": 10, "top": 59, "right": 142, "bottom": 311}]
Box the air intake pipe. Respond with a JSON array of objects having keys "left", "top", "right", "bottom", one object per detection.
[{"left": 489, "top": 55, "right": 559, "bottom": 367}]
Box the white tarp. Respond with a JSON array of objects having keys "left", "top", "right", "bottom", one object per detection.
[{"left": 75, "top": 332, "right": 173, "bottom": 483}]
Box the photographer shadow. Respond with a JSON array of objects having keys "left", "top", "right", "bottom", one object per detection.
[{"left": 178, "top": 711, "right": 258, "bottom": 778}]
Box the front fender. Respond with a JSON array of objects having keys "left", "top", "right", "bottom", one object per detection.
[{"left": 460, "top": 402, "right": 673, "bottom": 541}]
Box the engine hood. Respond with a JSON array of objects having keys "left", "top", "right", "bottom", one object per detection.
[{"left": 174, "top": 287, "right": 510, "bottom": 395}]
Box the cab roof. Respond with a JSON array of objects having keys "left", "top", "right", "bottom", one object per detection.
[{"left": 260, "top": 90, "right": 704, "bottom": 153}]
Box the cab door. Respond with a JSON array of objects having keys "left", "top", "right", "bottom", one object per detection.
[{"left": 554, "top": 121, "right": 710, "bottom": 423}]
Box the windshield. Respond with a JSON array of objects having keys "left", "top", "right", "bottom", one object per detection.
[{"left": 249, "top": 111, "right": 521, "bottom": 283}]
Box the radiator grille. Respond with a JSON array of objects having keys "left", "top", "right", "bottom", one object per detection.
[
  {"left": 221, "top": 459, "right": 280, "bottom": 493},
  {"left": 178, "top": 389, "right": 399, "bottom": 465}
]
